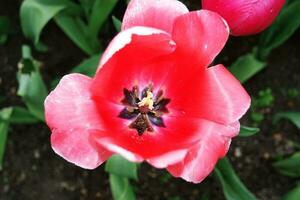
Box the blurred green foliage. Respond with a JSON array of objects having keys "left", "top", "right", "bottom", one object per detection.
[
  {"left": 286, "top": 88, "right": 300, "bottom": 99},
  {"left": 283, "top": 184, "right": 300, "bottom": 200},
  {"left": 231, "top": 0, "right": 300, "bottom": 83},
  {"left": 109, "top": 174, "right": 136, "bottom": 200},
  {"left": 0, "top": 108, "right": 12, "bottom": 170},
  {"left": 273, "top": 110, "right": 300, "bottom": 199},
  {"left": 0, "top": 45, "right": 46, "bottom": 169},
  {"left": 106, "top": 155, "right": 137, "bottom": 200},
  {"left": 105, "top": 155, "right": 139, "bottom": 181},
  {"left": 274, "top": 112, "right": 300, "bottom": 129},
  {"left": 254, "top": 88, "right": 274, "bottom": 108},
  {"left": 250, "top": 88, "right": 274, "bottom": 125},
  {"left": 112, "top": 16, "right": 122, "bottom": 32},
  {"left": 0, "top": 106, "right": 39, "bottom": 124},
  {"left": 257, "top": 0, "right": 300, "bottom": 60},
  {"left": 17, "top": 45, "right": 48, "bottom": 121},
  {"left": 229, "top": 53, "right": 266, "bottom": 84},
  {"left": 274, "top": 152, "right": 300, "bottom": 178},
  {"left": 214, "top": 158, "right": 257, "bottom": 200},
  {"left": 20, "top": 0, "right": 118, "bottom": 55},
  {"left": 239, "top": 126, "right": 260, "bottom": 137}
]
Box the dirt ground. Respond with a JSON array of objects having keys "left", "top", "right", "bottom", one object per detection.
[{"left": 1, "top": 0, "right": 300, "bottom": 200}]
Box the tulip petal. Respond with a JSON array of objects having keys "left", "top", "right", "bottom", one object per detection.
[
  {"left": 94, "top": 136, "right": 144, "bottom": 163},
  {"left": 51, "top": 129, "right": 111, "bottom": 169},
  {"left": 45, "top": 74, "right": 111, "bottom": 169},
  {"left": 122, "top": 0, "right": 189, "bottom": 33},
  {"left": 99, "top": 26, "right": 176, "bottom": 70},
  {"left": 45, "top": 74, "right": 103, "bottom": 130},
  {"left": 172, "top": 10, "right": 229, "bottom": 69},
  {"left": 175, "top": 64, "right": 250, "bottom": 124},
  {"left": 167, "top": 121, "right": 240, "bottom": 183},
  {"left": 147, "top": 148, "right": 188, "bottom": 168}
]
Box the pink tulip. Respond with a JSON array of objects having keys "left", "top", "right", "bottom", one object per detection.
[
  {"left": 45, "top": 0, "right": 250, "bottom": 183},
  {"left": 202, "top": 0, "right": 285, "bottom": 36}
]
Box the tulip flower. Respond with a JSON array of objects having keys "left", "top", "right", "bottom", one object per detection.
[
  {"left": 202, "top": 0, "right": 285, "bottom": 36},
  {"left": 45, "top": 0, "right": 250, "bottom": 183}
]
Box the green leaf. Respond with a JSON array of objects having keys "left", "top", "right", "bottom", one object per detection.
[
  {"left": 54, "top": 13, "right": 98, "bottom": 55},
  {"left": 258, "top": 1, "right": 300, "bottom": 59},
  {"left": 112, "top": 16, "right": 121, "bottom": 32},
  {"left": 0, "top": 35, "right": 7, "bottom": 44},
  {"left": 229, "top": 53, "right": 266, "bottom": 84},
  {"left": 0, "top": 108, "right": 13, "bottom": 170},
  {"left": 214, "top": 158, "right": 257, "bottom": 200},
  {"left": 0, "top": 107, "right": 39, "bottom": 124},
  {"left": 20, "top": 0, "right": 70, "bottom": 45},
  {"left": 283, "top": 185, "right": 300, "bottom": 200},
  {"left": 286, "top": 0, "right": 298, "bottom": 5},
  {"left": 71, "top": 54, "right": 101, "bottom": 77},
  {"left": 273, "top": 112, "right": 300, "bottom": 129},
  {"left": 88, "top": 0, "right": 118, "bottom": 37},
  {"left": 35, "top": 42, "right": 49, "bottom": 52},
  {"left": 250, "top": 111, "right": 264, "bottom": 123},
  {"left": 239, "top": 126, "right": 260, "bottom": 137},
  {"left": 17, "top": 71, "right": 48, "bottom": 121},
  {"left": 22, "top": 45, "right": 32, "bottom": 59},
  {"left": 109, "top": 174, "right": 136, "bottom": 200},
  {"left": 0, "top": 16, "right": 11, "bottom": 44},
  {"left": 79, "top": 0, "right": 95, "bottom": 19},
  {"left": 105, "top": 155, "right": 138, "bottom": 180},
  {"left": 273, "top": 152, "right": 300, "bottom": 178},
  {"left": 17, "top": 45, "right": 48, "bottom": 121}
]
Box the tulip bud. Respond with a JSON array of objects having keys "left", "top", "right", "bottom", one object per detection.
[{"left": 202, "top": 0, "right": 285, "bottom": 36}]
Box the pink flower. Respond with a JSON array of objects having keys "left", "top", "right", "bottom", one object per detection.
[
  {"left": 202, "top": 0, "right": 285, "bottom": 36},
  {"left": 45, "top": 0, "right": 250, "bottom": 183}
]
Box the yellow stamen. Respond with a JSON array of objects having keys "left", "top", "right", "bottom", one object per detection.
[{"left": 138, "top": 90, "right": 154, "bottom": 110}]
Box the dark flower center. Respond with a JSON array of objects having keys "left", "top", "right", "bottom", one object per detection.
[{"left": 118, "top": 85, "right": 170, "bottom": 136}]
